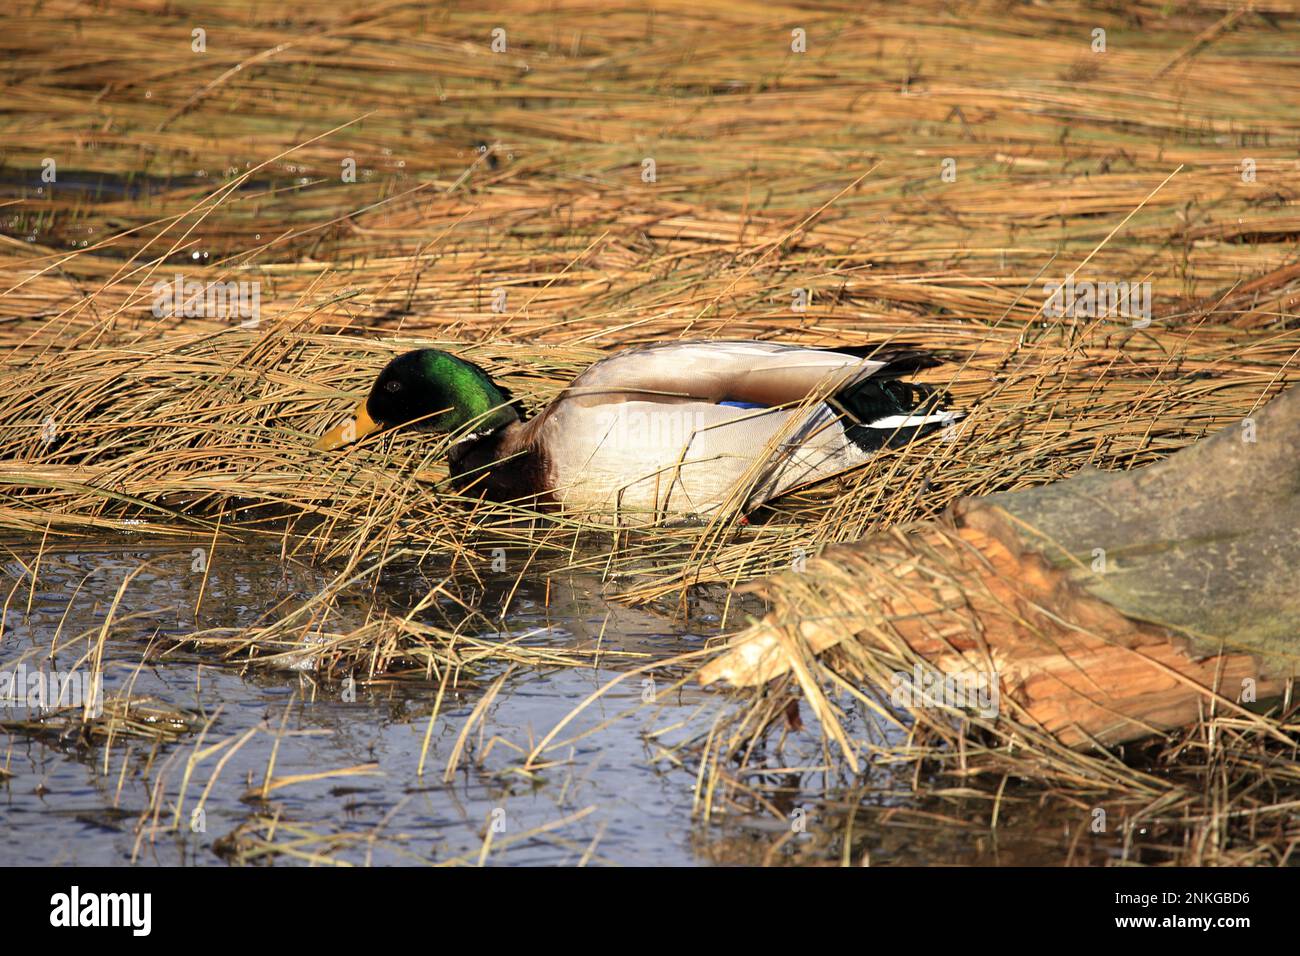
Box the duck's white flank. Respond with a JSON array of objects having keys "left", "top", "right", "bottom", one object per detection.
[{"left": 519, "top": 340, "right": 959, "bottom": 524}]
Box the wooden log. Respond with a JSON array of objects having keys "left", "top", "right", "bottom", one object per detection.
[{"left": 700, "top": 386, "right": 1300, "bottom": 749}]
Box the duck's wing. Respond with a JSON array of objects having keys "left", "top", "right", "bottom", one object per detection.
[
  {"left": 535, "top": 396, "right": 952, "bottom": 523},
  {"left": 532, "top": 399, "right": 852, "bottom": 521},
  {"left": 545, "top": 341, "right": 935, "bottom": 411},
  {"left": 514, "top": 341, "right": 956, "bottom": 523}
]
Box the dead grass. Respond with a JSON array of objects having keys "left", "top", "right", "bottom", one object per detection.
[{"left": 677, "top": 659, "right": 1300, "bottom": 865}]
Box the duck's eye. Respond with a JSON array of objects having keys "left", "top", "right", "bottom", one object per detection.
[{"left": 385, "top": 380, "right": 402, "bottom": 393}]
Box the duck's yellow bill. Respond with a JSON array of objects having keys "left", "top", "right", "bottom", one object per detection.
[{"left": 313, "top": 402, "right": 382, "bottom": 450}]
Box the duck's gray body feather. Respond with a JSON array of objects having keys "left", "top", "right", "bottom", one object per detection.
[{"left": 504, "top": 341, "right": 957, "bottom": 524}]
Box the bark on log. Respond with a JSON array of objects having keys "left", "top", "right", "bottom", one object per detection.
[{"left": 699, "top": 386, "right": 1300, "bottom": 748}]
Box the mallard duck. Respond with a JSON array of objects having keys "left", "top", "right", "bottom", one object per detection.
[{"left": 313, "top": 341, "right": 961, "bottom": 524}]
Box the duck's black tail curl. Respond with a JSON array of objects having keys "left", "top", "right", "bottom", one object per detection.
[{"left": 831, "top": 376, "right": 962, "bottom": 453}]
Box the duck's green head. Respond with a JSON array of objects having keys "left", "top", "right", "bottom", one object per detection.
[{"left": 313, "top": 349, "right": 518, "bottom": 451}]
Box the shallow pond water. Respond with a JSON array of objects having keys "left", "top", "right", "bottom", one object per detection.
[{"left": 0, "top": 539, "right": 1100, "bottom": 866}]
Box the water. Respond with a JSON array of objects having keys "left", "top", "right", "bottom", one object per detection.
[
  {"left": 0, "top": 539, "right": 1095, "bottom": 866},
  {"left": 0, "top": 541, "right": 711, "bottom": 865}
]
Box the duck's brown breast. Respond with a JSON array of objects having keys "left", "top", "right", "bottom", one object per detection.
[{"left": 446, "top": 427, "right": 557, "bottom": 508}]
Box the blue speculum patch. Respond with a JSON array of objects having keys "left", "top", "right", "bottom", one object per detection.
[{"left": 719, "top": 400, "right": 767, "bottom": 409}]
